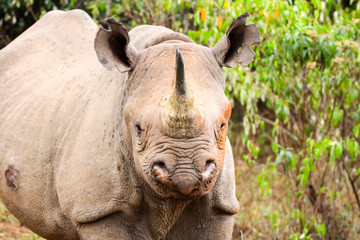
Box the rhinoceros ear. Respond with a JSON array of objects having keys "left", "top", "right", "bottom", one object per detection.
[
  {"left": 212, "top": 13, "right": 260, "bottom": 67},
  {"left": 95, "top": 18, "right": 140, "bottom": 72}
]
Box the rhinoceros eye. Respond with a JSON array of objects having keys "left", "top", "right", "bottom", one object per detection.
[{"left": 135, "top": 122, "right": 142, "bottom": 135}]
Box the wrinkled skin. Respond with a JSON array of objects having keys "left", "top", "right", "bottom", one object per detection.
[{"left": 0, "top": 10, "right": 259, "bottom": 240}]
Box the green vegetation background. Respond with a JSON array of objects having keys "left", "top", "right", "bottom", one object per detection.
[{"left": 0, "top": 0, "right": 360, "bottom": 239}]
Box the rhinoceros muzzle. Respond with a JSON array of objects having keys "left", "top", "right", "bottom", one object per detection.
[{"left": 152, "top": 160, "right": 217, "bottom": 195}]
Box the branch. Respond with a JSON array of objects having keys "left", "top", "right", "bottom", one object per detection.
[
  {"left": 343, "top": 160, "right": 360, "bottom": 213},
  {"left": 29, "top": 5, "right": 37, "bottom": 22},
  {"left": 106, "top": 0, "right": 112, "bottom": 17},
  {"left": 301, "top": 65, "right": 307, "bottom": 151},
  {"left": 320, "top": 162, "right": 329, "bottom": 188},
  {"left": 258, "top": 115, "right": 299, "bottom": 143},
  {"left": 353, "top": 173, "right": 360, "bottom": 183}
]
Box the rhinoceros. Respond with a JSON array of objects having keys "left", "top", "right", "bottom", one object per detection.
[{"left": 0, "top": 9, "right": 259, "bottom": 240}]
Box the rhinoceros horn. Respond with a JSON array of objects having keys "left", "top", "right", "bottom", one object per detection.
[
  {"left": 160, "top": 48, "right": 204, "bottom": 137},
  {"left": 175, "top": 48, "right": 187, "bottom": 99}
]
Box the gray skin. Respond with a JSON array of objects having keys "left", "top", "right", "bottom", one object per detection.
[{"left": 0, "top": 10, "right": 260, "bottom": 240}]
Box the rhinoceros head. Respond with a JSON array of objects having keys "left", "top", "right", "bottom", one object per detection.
[{"left": 94, "top": 14, "right": 260, "bottom": 199}]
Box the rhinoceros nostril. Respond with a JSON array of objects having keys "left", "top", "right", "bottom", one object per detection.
[
  {"left": 205, "top": 160, "right": 214, "bottom": 167},
  {"left": 154, "top": 161, "right": 166, "bottom": 169},
  {"left": 202, "top": 160, "right": 216, "bottom": 180},
  {"left": 152, "top": 161, "right": 170, "bottom": 182}
]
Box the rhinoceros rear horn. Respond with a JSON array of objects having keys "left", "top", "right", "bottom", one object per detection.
[
  {"left": 95, "top": 18, "right": 140, "bottom": 72},
  {"left": 175, "top": 48, "right": 187, "bottom": 98},
  {"left": 212, "top": 13, "right": 260, "bottom": 67}
]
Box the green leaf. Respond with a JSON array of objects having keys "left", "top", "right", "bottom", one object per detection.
[
  {"left": 272, "top": 142, "right": 279, "bottom": 154},
  {"left": 345, "top": 90, "right": 359, "bottom": 105},
  {"left": 306, "top": 138, "right": 315, "bottom": 155},
  {"left": 354, "top": 124, "right": 360, "bottom": 138},
  {"left": 290, "top": 235, "right": 298, "bottom": 240},
  {"left": 347, "top": 140, "right": 355, "bottom": 159},
  {"left": 332, "top": 107, "right": 343, "bottom": 127},
  {"left": 314, "top": 147, "right": 321, "bottom": 160},
  {"left": 303, "top": 168, "right": 310, "bottom": 186},
  {"left": 316, "top": 224, "right": 326, "bottom": 236},
  {"left": 355, "top": 142, "right": 360, "bottom": 156},
  {"left": 335, "top": 142, "right": 343, "bottom": 158},
  {"left": 260, "top": 120, "right": 265, "bottom": 131},
  {"left": 291, "top": 154, "right": 297, "bottom": 169},
  {"left": 330, "top": 144, "right": 336, "bottom": 166}
]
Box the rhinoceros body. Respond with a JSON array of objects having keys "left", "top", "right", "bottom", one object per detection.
[{"left": 0, "top": 10, "right": 259, "bottom": 240}]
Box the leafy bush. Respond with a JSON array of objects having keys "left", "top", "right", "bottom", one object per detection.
[{"left": 1, "top": 0, "right": 359, "bottom": 239}]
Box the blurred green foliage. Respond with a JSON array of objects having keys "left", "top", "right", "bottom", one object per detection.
[{"left": 1, "top": 0, "right": 360, "bottom": 239}]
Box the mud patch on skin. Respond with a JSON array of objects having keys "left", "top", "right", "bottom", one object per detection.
[{"left": 5, "top": 165, "right": 19, "bottom": 190}]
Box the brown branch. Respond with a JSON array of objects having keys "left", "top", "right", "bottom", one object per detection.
[
  {"left": 29, "top": 5, "right": 37, "bottom": 22},
  {"left": 144, "top": 0, "right": 154, "bottom": 23},
  {"left": 258, "top": 115, "right": 299, "bottom": 143},
  {"left": 106, "top": 0, "right": 112, "bottom": 17},
  {"left": 320, "top": 161, "right": 329, "bottom": 188},
  {"left": 301, "top": 65, "right": 307, "bottom": 151},
  {"left": 343, "top": 160, "right": 360, "bottom": 213},
  {"left": 353, "top": 173, "right": 360, "bottom": 183},
  {"left": 74, "top": 0, "right": 85, "bottom": 8},
  {"left": 326, "top": 97, "right": 337, "bottom": 134},
  {"left": 325, "top": 82, "right": 343, "bottom": 135}
]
